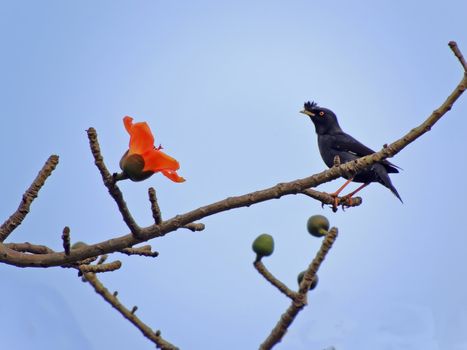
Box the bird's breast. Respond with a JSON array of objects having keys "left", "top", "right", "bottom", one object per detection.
[{"left": 317, "top": 135, "right": 340, "bottom": 168}]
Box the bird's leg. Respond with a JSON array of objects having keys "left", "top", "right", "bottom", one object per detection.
[
  {"left": 330, "top": 178, "right": 353, "bottom": 197},
  {"left": 329, "top": 178, "right": 353, "bottom": 210},
  {"left": 341, "top": 182, "right": 370, "bottom": 206}
]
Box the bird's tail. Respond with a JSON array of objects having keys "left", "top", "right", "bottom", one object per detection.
[
  {"left": 374, "top": 164, "right": 403, "bottom": 203},
  {"left": 386, "top": 181, "right": 403, "bottom": 203}
]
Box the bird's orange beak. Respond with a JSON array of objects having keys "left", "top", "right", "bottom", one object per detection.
[{"left": 300, "top": 109, "right": 315, "bottom": 117}]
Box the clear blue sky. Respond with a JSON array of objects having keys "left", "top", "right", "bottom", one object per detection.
[{"left": 1, "top": 1, "right": 467, "bottom": 349}]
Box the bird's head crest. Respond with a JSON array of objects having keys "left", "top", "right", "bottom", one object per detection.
[
  {"left": 304, "top": 101, "right": 318, "bottom": 111},
  {"left": 301, "top": 101, "right": 342, "bottom": 134}
]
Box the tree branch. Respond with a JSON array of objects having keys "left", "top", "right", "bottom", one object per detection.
[
  {"left": 148, "top": 187, "right": 163, "bottom": 225},
  {"left": 0, "top": 42, "right": 465, "bottom": 268},
  {"left": 260, "top": 228, "right": 338, "bottom": 350},
  {"left": 120, "top": 245, "right": 159, "bottom": 258},
  {"left": 148, "top": 187, "right": 204, "bottom": 231},
  {"left": 5, "top": 242, "right": 54, "bottom": 254},
  {"left": 301, "top": 188, "right": 362, "bottom": 209},
  {"left": 254, "top": 260, "right": 297, "bottom": 299},
  {"left": 0, "top": 155, "right": 59, "bottom": 242},
  {"left": 87, "top": 128, "right": 141, "bottom": 236},
  {"left": 182, "top": 222, "right": 206, "bottom": 232},
  {"left": 78, "top": 260, "right": 122, "bottom": 273},
  {"left": 449, "top": 41, "right": 467, "bottom": 71},
  {"left": 62, "top": 226, "right": 71, "bottom": 255},
  {"left": 82, "top": 272, "right": 179, "bottom": 350}
]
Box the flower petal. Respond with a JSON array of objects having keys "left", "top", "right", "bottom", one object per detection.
[
  {"left": 162, "top": 170, "right": 186, "bottom": 183},
  {"left": 123, "top": 116, "right": 155, "bottom": 155},
  {"left": 142, "top": 149, "right": 180, "bottom": 172},
  {"left": 123, "top": 116, "right": 133, "bottom": 134}
]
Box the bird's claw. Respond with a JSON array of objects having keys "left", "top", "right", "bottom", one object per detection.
[
  {"left": 339, "top": 196, "right": 354, "bottom": 211},
  {"left": 342, "top": 195, "right": 354, "bottom": 206},
  {"left": 327, "top": 194, "right": 339, "bottom": 212},
  {"left": 327, "top": 194, "right": 356, "bottom": 212}
]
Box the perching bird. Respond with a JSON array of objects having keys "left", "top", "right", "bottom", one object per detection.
[{"left": 300, "top": 101, "right": 402, "bottom": 208}]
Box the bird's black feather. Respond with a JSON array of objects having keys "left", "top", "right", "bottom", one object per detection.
[
  {"left": 302, "top": 101, "right": 402, "bottom": 202},
  {"left": 330, "top": 133, "right": 400, "bottom": 174},
  {"left": 304, "top": 101, "right": 318, "bottom": 110}
]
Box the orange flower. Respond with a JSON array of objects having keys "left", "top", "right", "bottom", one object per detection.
[{"left": 119, "top": 116, "right": 185, "bottom": 182}]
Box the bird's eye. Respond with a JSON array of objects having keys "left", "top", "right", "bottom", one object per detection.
[{"left": 319, "top": 111, "right": 325, "bottom": 116}]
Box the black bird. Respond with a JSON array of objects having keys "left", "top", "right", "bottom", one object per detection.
[{"left": 300, "top": 101, "right": 402, "bottom": 208}]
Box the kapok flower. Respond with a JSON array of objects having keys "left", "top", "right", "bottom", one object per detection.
[{"left": 119, "top": 116, "right": 185, "bottom": 182}]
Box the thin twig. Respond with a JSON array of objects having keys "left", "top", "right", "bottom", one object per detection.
[
  {"left": 0, "top": 42, "right": 465, "bottom": 268},
  {"left": 80, "top": 256, "right": 99, "bottom": 265},
  {"left": 82, "top": 272, "right": 179, "bottom": 350},
  {"left": 79, "top": 261, "right": 122, "bottom": 273},
  {"left": 254, "top": 260, "right": 297, "bottom": 299},
  {"left": 97, "top": 254, "right": 108, "bottom": 264},
  {"left": 182, "top": 223, "right": 205, "bottom": 232},
  {"left": 62, "top": 226, "right": 71, "bottom": 255},
  {"left": 301, "top": 188, "right": 362, "bottom": 208},
  {"left": 260, "top": 228, "right": 338, "bottom": 350},
  {"left": 148, "top": 188, "right": 204, "bottom": 232},
  {"left": 148, "top": 187, "right": 163, "bottom": 224},
  {"left": 0, "top": 155, "right": 59, "bottom": 242},
  {"left": 62, "top": 256, "right": 99, "bottom": 268},
  {"left": 120, "top": 245, "right": 159, "bottom": 258},
  {"left": 4, "top": 242, "right": 55, "bottom": 254},
  {"left": 449, "top": 41, "right": 467, "bottom": 71},
  {"left": 87, "top": 128, "right": 141, "bottom": 236}
]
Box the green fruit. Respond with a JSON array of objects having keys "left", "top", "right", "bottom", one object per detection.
[
  {"left": 252, "top": 234, "right": 274, "bottom": 258},
  {"left": 119, "top": 152, "right": 153, "bottom": 182},
  {"left": 307, "top": 215, "right": 330, "bottom": 237},
  {"left": 297, "top": 271, "right": 319, "bottom": 290},
  {"left": 71, "top": 241, "right": 88, "bottom": 250}
]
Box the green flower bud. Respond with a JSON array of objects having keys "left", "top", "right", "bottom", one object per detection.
[
  {"left": 252, "top": 234, "right": 274, "bottom": 258},
  {"left": 297, "top": 271, "right": 319, "bottom": 290},
  {"left": 119, "top": 151, "right": 153, "bottom": 181},
  {"left": 306, "top": 215, "right": 330, "bottom": 237}
]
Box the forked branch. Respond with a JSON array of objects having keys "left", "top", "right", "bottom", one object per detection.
[
  {"left": 0, "top": 42, "right": 465, "bottom": 270},
  {"left": 82, "top": 272, "right": 179, "bottom": 350},
  {"left": 0, "top": 41, "right": 465, "bottom": 350},
  {"left": 260, "top": 228, "right": 338, "bottom": 350}
]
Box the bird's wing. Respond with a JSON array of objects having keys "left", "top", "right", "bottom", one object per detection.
[
  {"left": 331, "top": 133, "right": 401, "bottom": 173},
  {"left": 331, "top": 133, "right": 376, "bottom": 156}
]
